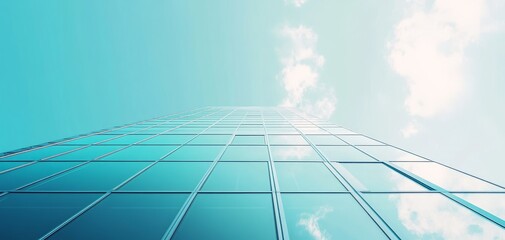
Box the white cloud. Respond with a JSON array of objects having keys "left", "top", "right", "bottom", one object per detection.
[
  {"left": 402, "top": 121, "right": 419, "bottom": 138},
  {"left": 389, "top": 0, "right": 489, "bottom": 136},
  {"left": 279, "top": 25, "right": 336, "bottom": 119},
  {"left": 285, "top": 0, "right": 307, "bottom": 8},
  {"left": 298, "top": 206, "right": 333, "bottom": 240}
]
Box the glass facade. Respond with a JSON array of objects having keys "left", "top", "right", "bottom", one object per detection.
[{"left": 0, "top": 107, "right": 503, "bottom": 239}]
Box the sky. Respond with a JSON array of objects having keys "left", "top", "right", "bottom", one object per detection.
[{"left": 1, "top": 0, "right": 504, "bottom": 185}]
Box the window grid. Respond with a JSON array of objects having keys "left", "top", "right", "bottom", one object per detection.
[{"left": 0, "top": 107, "right": 503, "bottom": 240}]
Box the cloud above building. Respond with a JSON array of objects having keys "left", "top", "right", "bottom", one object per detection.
[
  {"left": 279, "top": 25, "right": 336, "bottom": 120},
  {"left": 389, "top": 0, "right": 489, "bottom": 137}
]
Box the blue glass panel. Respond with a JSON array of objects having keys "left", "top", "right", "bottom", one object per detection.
[
  {"left": 140, "top": 135, "right": 195, "bottom": 145},
  {"left": 268, "top": 135, "right": 308, "bottom": 145},
  {"left": 306, "top": 134, "right": 347, "bottom": 145},
  {"left": 455, "top": 193, "right": 505, "bottom": 220},
  {"left": 236, "top": 127, "right": 265, "bottom": 135},
  {"left": 121, "top": 162, "right": 211, "bottom": 191},
  {"left": 1, "top": 146, "right": 80, "bottom": 161},
  {"left": 50, "top": 193, "right": 188, "bottom": 239},
  {"left": 49, "top": 146, "right": 123, "bottom": 161},
  {"left": 220, "top": 146, "right": 269, "bottom": 161},
  {"left": 0, "top": 193, "right": 101, "bottom": 239},
  {"left": 318, "top": 146, "right": 375, "bottom": 162},
  {"left": 282, "top": 194, "right": 387, "bottom": 239},
  {"left": 339, "top": 163, "right": 426, "bottom": 191},
  {"left": 189, "top": 135, "right": 232, "bottom": 144},
  {"left": 338, "top": 135, "right": 384, "bottom": 145},
  {"left": 270, "top": 146, "right": 321, "bottom": 161},
  {"left": 0, "top": 162, "right": 28, "bottom": 172},
  {"left": 0, "top": 162, "right": 79, "bottom": 190},
  {"left": 394, "top": 162, "right": 504, "bottom": 191},
  {"left": 275, "top": 162, "right": 346, "bottom": 191},
  {"left": 231, "top": 135, "right": 265, "bottom": 145},
  {"left": 357, "top": 146, "right": 429, "bottom": 161},
  {"left": 27, "top": 162, "right": 149, "bottom": 191},
  {"left": 203, "top": 128, "right": 236, "bottom": 134},
  {"left": 63, "top": 135, "right": 114, "bottom": 145},
  {"left": 172, "top": 194, "right": 277, "bottom": 240},
  {"left": 364, "top": 193, "right": 505, "bottom": 239},
  {"left": 203, "top": 162, "right": 270, "bottom": 191},
  {"left": 164, "top": 146, "right": 224, "bottom": 161},
  {"left": 101, "top": 145, "right": 178, "bottom": 161},
  {"left": 102, "top": 135, "right": 151, "bottom": 144},
  {"left": 168, "top": 127, "right": 207, "bottom": 134}
]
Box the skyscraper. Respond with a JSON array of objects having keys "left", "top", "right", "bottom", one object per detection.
[{"left": 0, "top": 107, "right": 504, "bottom": 239}]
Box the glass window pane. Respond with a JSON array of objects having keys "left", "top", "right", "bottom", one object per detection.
[
  {"left": 0, "top": 162, "right": 79, "bottom": 191},
  {"left": 221, "top": 146, "right": 269, "bottom": 161},
  {"left": 172, "top": 194, "right": 277, "bottom": 240},
  {"left": 102, "top": 135, "right": 151, "bottom": 144},
  {"left": 268, "top": 135, "right": 308, "bottom": 145},
  {"left": 27, "top": 162, "right": 149, "bottom": 191},
  {"left": 267, "top": 128, "right": 298, "bottom": 134},
  {"left": 231, "top": 135, "right": 265, "bottom": 145},
  {"left": 298, "top": 127, "right": 327, "bottom": 134},
  {"left": 327, "top": 127, "right": 356, "bottom": 134},
  {"left": 0, "top": 193, "right": 101, "bottom": 239},
  {"left": 357, "top": 146, "right": 429, "bottom": 162},
  {"left": 203, "top": 162, "right": 270, "bottom": 191},
  {"left": 49, "top": 146, "right": 123, "bottom": 161},
  {"left": 338, "top": 163, "right": 426, "bottom": 191},
  {"left": 121, "top": 162, "right": 211, "bottom": 191},
  {"left": 270, "top": 146, "right": 321, "bottom": 161},
  {"left": 306, "top": 135, "right": 347, "bottom": 145},
  {"left": 275, "top": 162, "right": 346, "bottom": 191},
  {"left": 101, "top": 145, "right": 178, "bottom": 161},
  {"left": 1, "top": 146, "right": 80, "bottom": 161},
  {"left": 236, "top": 128, "right": 265, "bottom": 135},
  {"left": 141, "top": 134, "right": 195, "bottom": 145},
  {"left": 318, "top": 146, "right": 375, "bottom": 162},
  {"left": 364, "top": 193, "right": 505, "bottom": 239},
  {"left": 164, "top": 146, "right": 224, "bottom": 161},
  {"left": 63, "top": 135, "right": 114, "bottom": 145},
  {"left": 50, "top": 193, "right": 189, "bottom": 239},
  {"left": 282, "top": 194, "right": 387, "bottom": 239},
  {"left": 0, "top": 162, "right": 28, "bottom": 172},
  {"left": 455, "top": 193, "right": 505, "bottom": 220},
  {"left": 189, "top": 135, "right": 232, "bottom": 145},
  {"left": 203, "top": 128, "right": 236, "bottom": 134},
  {"left": 338, "top": 135, "right": 384, "bottom": 145},
  {"left": 168, "top": 127, "right": 207, "bottom": 134},
  {"left": 394, "top": 162, "right": 504, "bottom": 191}
]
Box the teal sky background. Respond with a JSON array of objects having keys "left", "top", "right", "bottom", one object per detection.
[{"left": 1, "top": 1, "right": 504, "bottom": 185}]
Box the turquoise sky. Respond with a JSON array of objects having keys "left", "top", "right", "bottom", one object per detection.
[{"left": 1, "top": 1, "right": 504, "bottom": 185}]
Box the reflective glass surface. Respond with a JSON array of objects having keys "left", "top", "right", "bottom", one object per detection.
[
  {"left": 1, "top": 146, "right": 79, "bottom": 161},
  {"left": 121, "top": 162, "right": 211, "bottom": 191},
  {"left": 268, "top": 135, "right": 308, "bottom": 145},
  {"left": 0, "top": 193, "right": 101, "bottom": 239},
  {"left": 0, "top": 162, "right": 79, "bottom": 190},
  {"left": 282, "top": 194, "right": 388, "bottom": 239},
  {"left": 394, "top": 162, "right": 504, "bottom": 191},
  {"left": 275, "top": 162, "right": 346, "bottom": 191},
  {"left": 203, "top": 162, "right": 270, "bottom": 191},
  {"left": 172, "top": 194, "right": 277, "bottom": 240},
  {"left": 339, "top": 163, "right": 426, "bottom": 191},
  {"left": 49, "top": 145, "right": 123, "bottom": 161},
  {"left": 220, "top": 146, "right": 269, "bottom": 161},
  {"left": 103, "top": 134, "right": 151, "bottom": 144},
  {"left": 270, "top": 146, "right": 322, "bottom": 161},
  {"left": 231, "top": 135, "right": 265, "bottom": 145},
  {"left": 101, "top": 145, "right": 178, "bottom": 161},
  {"left": 140, "top": 134, "right": 195, "bottom": 145},
  {"left": 63, "top": 135, "right": 114, "bottom": 145},
  {"left": 338, "top": 135, "right": 384, "bottom": 145},
  {"left": 318, "top": 146, "right": 375, "bottom": 162},
  {"left": 50, "top": 193, "right": 188, "bottom": 240},
  {"left": 27, "top": 162, "right": 149, "bottom": 191},
  {"left": 305, "top": 134, "right": 347, "bottom": 145},
  {"left": 364, "top": 193, "right": 505, "bottom": 239},
  {"left": 189, "top": 135, "right": 232, "bottom": 144},
  {"left": 455, "top": 193, "right": 505, "bottom": 220},
  {"left": 164, "top": 146, "right": 224, "bottom": 161},
  {"left": 357, "top": 146, "right": 429, "bottom": 162},
  {"left": 0, "top": 162, "right": 27, "bottom": 172}
]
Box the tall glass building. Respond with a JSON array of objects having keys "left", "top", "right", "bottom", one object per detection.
[{"left": 0, "top": 107, "right": 504, "bottom": 239}]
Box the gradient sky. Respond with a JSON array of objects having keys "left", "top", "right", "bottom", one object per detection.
[{"left": 1, "top": 0, "right": 504, "bottom": 185}]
